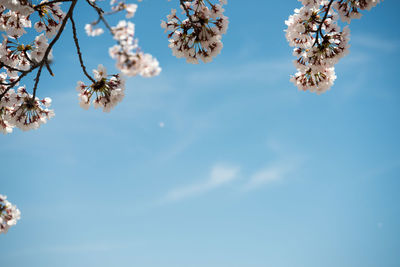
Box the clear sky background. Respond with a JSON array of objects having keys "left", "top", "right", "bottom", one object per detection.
[{"left": 1, "top": 1, "right": 400, "bottom": 267}]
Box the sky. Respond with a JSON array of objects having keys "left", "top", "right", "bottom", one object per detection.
[{"left": 1, "top": 1, "right": 400, "bottom": 267}]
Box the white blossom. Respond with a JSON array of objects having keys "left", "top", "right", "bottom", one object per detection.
[
  {"left": 4, "top": 86, "right": 54, "bottom": 131},
  {"left": 161, "top": 0, "right": 229, "bottom": 64},
  {"left": 125, "top": 3, "right": 137, "bottom": 18},
  {"left": 31, "top": 33, "right": 53, "bottom": 62},
  {"left": 0, "top": 194, "right": 21, "bottom": 234},
  {"left": 85, "top": 24, "right": 104, "bottom": 37},
  {"left": 109, "top": 19, "right": 161, "bottom": 77},
  {"left": 77, "top": 65, "right": 125, "bottom": 112},
  {"left": 33, "top": 1, "right": 65, "bottom": 38}
]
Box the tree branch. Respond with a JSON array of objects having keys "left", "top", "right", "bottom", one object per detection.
[
  {"left": 1, "top": 0, "right": 78, "bottom": 100},
  {"left": 313, "top": 0, "right": 335, "bottom": 46},
  {"left": 70, "top": 15, "right": 96, "bottom": 83},
  {"left": 32, "top": 0, "right": 78, "bottom": 98}
]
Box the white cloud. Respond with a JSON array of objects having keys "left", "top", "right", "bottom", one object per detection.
[
  {"left": 43, "top": 243, "right": 119, "bottom": 253},
  {"left": 243, "top": 158, "right": 302, "bottom": 191},
  {"left": 186, "top": 59, "right": 293, "bottom": 86},
  {"left": 9, "top": 242, "right": 122, "bottom": 257},
  {"left": 351, "top": 34, "right": 400, "bottom": 52},
  {"left": 162, "top": 164, "right": 240, "bottom": 203}
]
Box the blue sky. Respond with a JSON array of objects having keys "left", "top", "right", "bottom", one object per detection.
[{"left": 1, "top": 1, "right": 400, "bottom": 266}]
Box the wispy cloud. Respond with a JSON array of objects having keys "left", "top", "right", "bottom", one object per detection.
[
  {"left": 42, "top": 243, "right": 120, "bottom": 254},
  {"left": 351, "top": 34, "right": 400, "bottom": 52},
  {"left": 9, "top": 242, "right": 122, "bottom": 257},
  {"left": 243, "top": 158, "right": 303, "bottom": 191},
  {"left": 162, "top": 164, "right": 240, "bottom": 203},
  {"left": 186, "top": 58, "right": 293, "bottom": 86}
]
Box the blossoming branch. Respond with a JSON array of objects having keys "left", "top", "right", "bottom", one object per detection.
[{"left": 286, "top": 0, "right": 381, "bottom": 93}]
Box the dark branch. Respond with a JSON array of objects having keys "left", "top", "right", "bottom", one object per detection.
[
  {"left": 313, "top": 0, "right": 335, "bottom": 46},
  {"left": 70, "top": 15, "right": 96, "bottom": 83},
  {"left": 32, "top": 0, "right": 78, "bottom": 98},
  {"left": 1, "top": 0, "right": 78, "bottom": 100},
  {"left": 86, "top": 0, "right": 114, "bottom": 33}
]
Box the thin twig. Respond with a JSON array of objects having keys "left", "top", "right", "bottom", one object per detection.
[
  {"left": 70, "top": 15, "right": 95, "bottom": 83},
  {"left": 86, "top": 0, "right": 142, "bottom": 68},
  {"left": 45, "top": 62, "right": 54, "bottom": 76},
  {"left": 86, "top": 0, "right": 114, "bottom": 33}
]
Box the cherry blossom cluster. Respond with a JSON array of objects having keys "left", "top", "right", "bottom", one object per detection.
[
  {"left": 85, "top": 1, "right": 160, "bottom": 78},
  {"left": 0, "top": 194, "right": 21, "bottom": 234},
  {"left": 286, "top": 0, "right": 381, "bottom": 93},
  {"left": 0, "top": 78, "right": 53, "bottom": 133},
  {"left": 77, "top": 64, "right": 125, "bottom": 112},
  {"left": 161, "top": 0, "right": 229, "bottom": 64},
  {"left": 1, "top": 33, "right": 52, "bottom": 73},
  {"left": 110, "top": 0, "right": 138, "bottom": 18},
  {"left": 333, "top": 0, "right": 381, "bottom": 23},
  {"left": 0, "top": 0, "right": 66, "bottom": 135},
  {"left": 108, "top": 20, "right": 161, "bottom": 77},
  {"left": 0, "top": 0, "right": 33, "bottom": 38},
  {"left": 1, "top": 0, "right": 64, "bottom": 38},
  {"left": 34, "top": 1, "right": 65, "bottom": 38}
]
